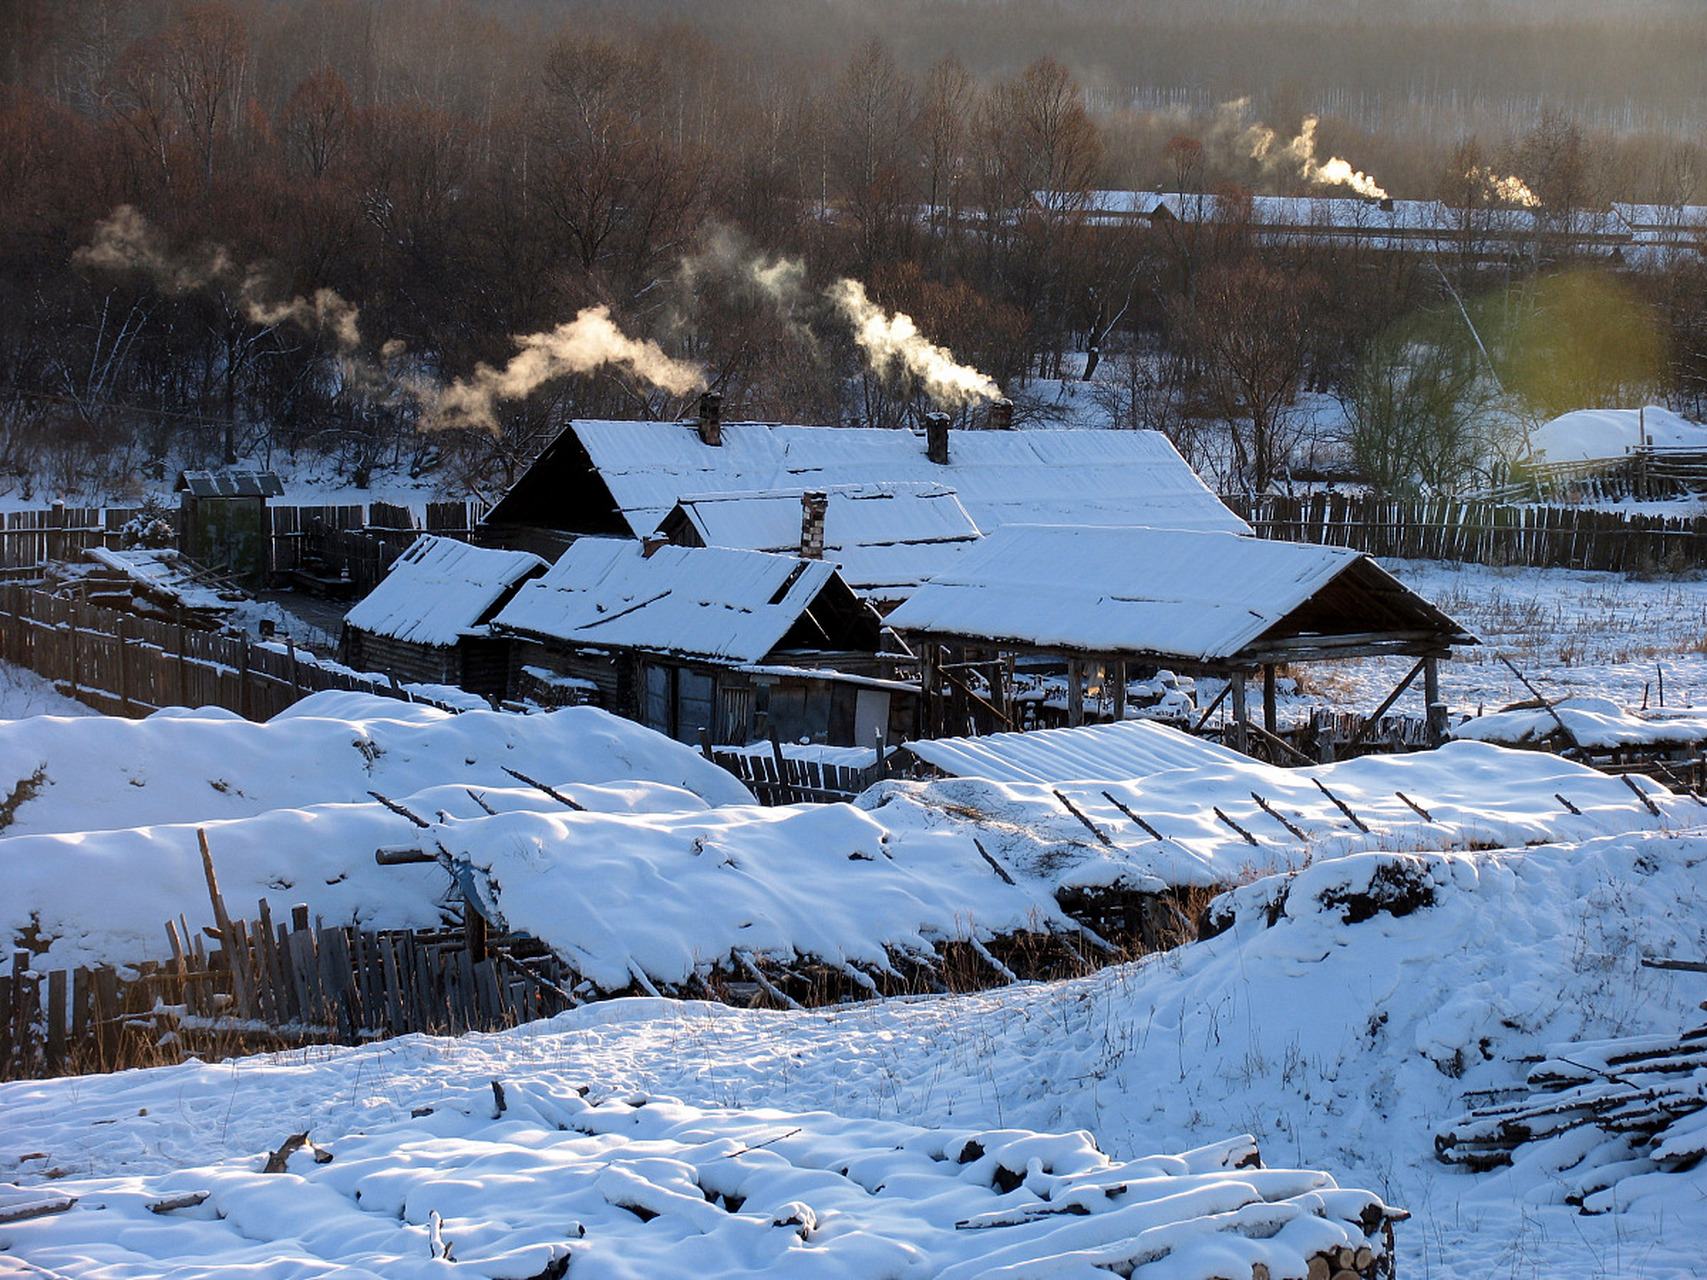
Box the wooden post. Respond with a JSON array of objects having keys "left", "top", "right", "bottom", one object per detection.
[
  {"left": 115, "top": 615, "right": 130, "bottom": 715},
  {"left": 1109, "top": 661, "right": 1127, "bottom": 721},
  {"left": 67, "top": 603, "right": 79, "bottom": 702},
  {"left": 176, "top": 624, "right": 189, "bottom": 708},
  {"left": 919, "top": 646, "right": 938, "bottom": 738},
  {"left": 237, "top": 637, "right": 251, "bottom": 720},
  {"left": 1424, "top": 657, "right": 1447, "bottom": 746},
  {"left": 198, "top": 829, "right": 254, "bottom": 1019},
  {"left": 1067, "top": 659, "right": 1084, "bottom": 727},
  {"left": 1262, "top": 664, "right": 1278, "bottom": 737},
  {"left": 1229, "top": 672, "right": 1249, "bottom": 755}
]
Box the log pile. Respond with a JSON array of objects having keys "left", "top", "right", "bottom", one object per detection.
[{"left": 1435, "top": 1021, "right": 1707, "bottom": 1211}]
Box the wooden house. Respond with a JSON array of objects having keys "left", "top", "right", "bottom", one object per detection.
[
  {"left": 490, "top": 538, "right": 912, "bottom": 747},
  {"left": 478, "top": 399, "right": 1248, "bottom": 558},
  {"left": 340, "top": 535, "right": 547, "bottom": 699},
  {"left": 175, "top": 469, "right": 284, "bottom": 587},
  {"left": 883, "top": 524, "right": 1476, "bottom": 754},
  {"left": 654, "top": 482, "right": 982, "bottom": 612}
]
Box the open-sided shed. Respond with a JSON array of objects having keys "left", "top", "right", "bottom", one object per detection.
[
  {"left": 883, "top": 524, "right": 1476, "bottom": 754},
  {"left": 491, "top": 538, "right": 909, "bottom": 747}
]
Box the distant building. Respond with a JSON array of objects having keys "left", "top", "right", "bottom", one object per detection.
[{"left": 175, "top": 469, "right": 283, "bottom": 587}]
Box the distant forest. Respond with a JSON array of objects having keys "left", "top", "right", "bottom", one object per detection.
[{"left": 1, "top": 0, "right": 1704, "bottom": 499}]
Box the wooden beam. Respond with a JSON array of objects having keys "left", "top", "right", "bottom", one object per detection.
[
  {"left": 1066, "top": 659, "right": 1084, "bottom": 727},
  {"left": 1262, "top": 664, "right": 1277, "bottom": 736},
  {"left": 1229, "top": 672, "right": 1248, "bottom": 755}
]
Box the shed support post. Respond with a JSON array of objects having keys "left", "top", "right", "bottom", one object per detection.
[
  {"left": 920, "top": 646, "right": 939, "bottom": 738},
  {"left": 1424, "top": 657, "right": 1447, "bottom": 746},
  {"left": 1262, "top": 664, "right": 1278, "bottom": 737},
  {"left": 1229, "top": 672, "right": 1249, "bottom": 755},
  {"left": 1109, "top": 662, "right": 1127, "bottom": 721},
  {"left": 1067, "top": 659, "right": 1084, "bottom": 727}
]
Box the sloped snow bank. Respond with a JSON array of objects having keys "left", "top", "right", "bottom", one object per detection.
[
  {"left": 0, "top": 1084, "right": 1401, "bottom": 1280},
  {"left": 1455, "top": 694, "right": 1707, "bottom": 749}
]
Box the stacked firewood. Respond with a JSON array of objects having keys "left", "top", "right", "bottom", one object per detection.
[{"left": 1436, "top": 1021, "right": 1707, "bottom": 1211}]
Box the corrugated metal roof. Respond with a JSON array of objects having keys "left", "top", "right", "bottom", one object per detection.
[
  {"left": 344, "top": 535, "right": 547, "bottom": 646},
  {"left": 884, "top": 525, "right": 1411, "bottom": 661},
  {"left": 667, "top": 483, "right": 982, "bottom": 604},
  {"left": 904, "top": 719, "right": 1248, "bottom": 785},
  {"left": 493, "top": 538, "right": 861, "bottom": 663},
  {"left": 176, "top": 470, "right": 285, "bottom": 497},
  {"left": 570, "top": 422, "right": 1248, "bottom": 540}
]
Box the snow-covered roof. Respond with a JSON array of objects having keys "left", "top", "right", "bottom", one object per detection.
[
  {"left": 484, "top": 421, "right": 1248, "bottom": 540},
  {"left": 903, "top": 719, "right": 1248, "bottom": 785},
  {"left": 659, "top": 482, "right": 982, "bottom": 604},
  {"left": 1526, "top": 405, "right": 1707, "bottom": 467},
  {"left": 885, "top": 524, "right": 1470, "bottom": 663},
  {"left": 343, "top": 535, "right": 547, "bottom": 647},
  {"left": 175, "top": 469, "right": 284, "bottom": 498},
  {"left": 493, "top": 538, "right": 878, "bottom": 664}
]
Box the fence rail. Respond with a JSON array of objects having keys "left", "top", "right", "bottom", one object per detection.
[
  {"left": 708, "top": 746, "right": 888, "bottom": 804},
  {"left": 0, "top": 583, "right": 455, "bottom": 720},
  {"left": 1228, "top": 493, "right": 1707, "bottom": 573}
]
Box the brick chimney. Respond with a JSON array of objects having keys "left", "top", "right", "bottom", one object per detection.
[
  {"left": 986, "top": 397, "right": 1014, "bottom": 430},
  {"left": 800, "top": 491, "right": 828, "bottom": 559},
  {"left": 696, "top": 391, "right": 722, "bottom": 446},
  {"left": 924, "top": 412, "right": 950, "bottom": 465},
  {"left": 641, "top": 534, "right": 669, "bottom": 558}
]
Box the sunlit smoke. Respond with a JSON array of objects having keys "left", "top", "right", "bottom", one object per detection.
[
  {"left": 421, "top": 307, "right": 705, "bottom": 434},
  {"left": 243, "top": 279, "right": 362, "bottom": 352},
  {"left": 1251, "top": 113, "right": 1388, "bottom": 200},
  {"left": 74, "top": 205, "right": 231, "bottom": 293},
  {"left": 827, "top": 279, "right": 998, "bottom": 408},
  {"left": 76, "top": 206, "right": 368, "bottom": 358},
  {"left": 1470, "top": 167, "right": 1541, "bottom": 208}
]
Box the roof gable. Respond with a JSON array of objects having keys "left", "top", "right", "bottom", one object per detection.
[
  {"left": 485, "top": 421, "right": 1247, "bottom": 541},
  {"left": 492, "top": 539, "right": 880, "bottom": 663}
]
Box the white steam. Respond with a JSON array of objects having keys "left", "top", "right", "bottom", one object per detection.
[
  {"left": 1468, "top": 167, "right": 1541, "bottom": 208},
  {"left": 75, "top": 206, "right": 367, "bottom": 357},
  {"left": 1244, "top": 111, "right": 1388, "bottom": 200},
  {"left": 421, "top": 307, "right": 705, "bottom": 434},
  {"left": 826, "top": 279, "right": 998, "bottom": 408}
]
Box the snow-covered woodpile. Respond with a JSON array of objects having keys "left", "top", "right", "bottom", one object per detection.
[
  {"left": 1436, "top": 1022, "right": 1707, "bottom": 1211},
  {"left": 0, "top": 1083, "right": 1406, "bottom": 1280}
]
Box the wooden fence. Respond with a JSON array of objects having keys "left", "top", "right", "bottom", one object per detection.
[
  {"left": 0, "top": 500, "right": 487, "bottom": 595},
  {"left": 708, "top": 746, "right": 889, "bottom": 804},
  {"left": 0, "top": 907, "right": 572, "bottom": 1081},
  {"left": 1229, "top": 492, "right": 1707, "bottom": 573},
  {"left": 0, "top": 583, "right": 457, "bottom": 720}
]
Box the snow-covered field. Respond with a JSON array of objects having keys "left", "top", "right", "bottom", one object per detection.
[{"left": 2, "top": 558, "right": 1706, "bottom": 1278}]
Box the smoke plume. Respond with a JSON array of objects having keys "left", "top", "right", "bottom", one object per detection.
[
  {"left": 76, "top": 206, "right": 367, "bottom": 359},
  {"left": 1251, "top": 113, "right": 1388, "bottom": 200},
  {"left": 421, "top": 307, "right": 705, "bottom": 434},
  {"left": 1469, "top": 167, "right": 1541, "bottom": 208},
  {"left": 827, "top": 280, "right": 998, "bottom": 408}
]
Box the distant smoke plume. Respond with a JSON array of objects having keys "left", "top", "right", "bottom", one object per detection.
[
  {"left": 827, "top": 280, "right": 998, "bottom": 408},
  {"left": 1468, "top": 167, "right": 1541, "bottom": 208},
  {"left": 1250, "top": 112, "right": 1387, "bottom": 199},
  {"left": 420, "top": 307, "right": 705, "bottom": 434},
  {"left": 76, "top": 205, "right": 367, "bottom": 358}
]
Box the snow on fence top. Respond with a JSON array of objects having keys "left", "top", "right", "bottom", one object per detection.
[
  {"left": 884, "top": 524, "right": 1471, "bottom": 662},
  {"left": 0, "top": 1083, "right": 1403, "bottom": 1280},
  {"left": 493, "top": 537, "right": 878, "bottom": 663},
  {"left": 904, "top": 718, "right": 1249, "bottom": 785},
  {"left": 0, "top": 690, "right": 751, "bottom": 840},
  {"left": 341, "top": 534, "right": 546, "bottom": 647},
  {"left": 484, "top": 420, "right": 1249, "bottom": 540},
  {"left": 8, "top": 725, "right": 1689, "bottom": 978}
]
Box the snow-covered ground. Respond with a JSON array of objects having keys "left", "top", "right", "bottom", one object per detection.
[{"left": 2, "top": 558, "right": 1706, "bottom": 1278}]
